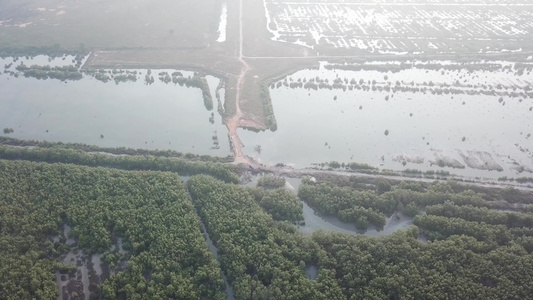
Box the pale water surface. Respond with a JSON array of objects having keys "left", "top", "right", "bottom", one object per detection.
[{"left": 0, "top": 58, "right": 230, "bottom": 156}]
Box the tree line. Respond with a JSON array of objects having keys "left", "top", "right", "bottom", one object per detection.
[{"left": 0, "top": 144, "right": 238, "bottom": 183}]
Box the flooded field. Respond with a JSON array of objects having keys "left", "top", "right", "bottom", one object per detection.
[
  {"left": 264, "top": 0, "right": 533, "bottom": 55},
  {"left": 0, "top": 56, "right": 230, "bottom": 156},
  {"left": 240, "top": 61, "right": 533, "bottom": 179}
]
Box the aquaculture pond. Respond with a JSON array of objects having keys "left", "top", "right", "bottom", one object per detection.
[
  {"left": 0, "top": 56, "right": 230, "bottom": 156},
  {"left": 240, "top": 61, "right": 533, "bottom": 179}
]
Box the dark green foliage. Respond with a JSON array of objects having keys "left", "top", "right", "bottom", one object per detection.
[
  {"left": 375, "top": 178, "right": 391, "bottom": 193},
  {"left": 298, "top": 177, "right": 533, "bottom": 298},
  {"left": 257, "top": 174, "right": 286, "bottom": 189},
  {"left": 260, "top": 189, "right": 304, "bottom": 224},
  {"left": 4, "top": 136, "right": 533, "bottom": 300},
  {"left": 259, "top": 82, "right": 278, "bottom": 131},
  {"left": 313, "top": 231, "right": 533, "bottom": 300},
  {"left": 313, "top": 161, "right": 378, "bottom": 173},
  {"left": 187, "top": 175, "right": 344, "bottom": 300},
  {"left": 416, "top": 202, "right": 533, "bottom": 244},
  {"left": 0, "top": 160, "right": 225, "bottom": 300},
  {"left": 328, "top": 161, "right": 341, "bottom": 169},
  {"left": 338, "top": 207, "right": 386, "bottom": 230},
  {"left": 402, "top": 202, "right": 420, "bottom": 217},
  {"left": 170, "top": 73, "right": 213, "bottom": 111},
  {"left": 298, "top": 182, "right": 389, "bottom": 228},
  {"left": 414, "top": 215, "right": 513, "bottom": 244},
  {"left": 385, "top": 184, "right": 488, "bottom": 209},
  {"left": 2, "top": 127, "right": 14, "bottom": 134},
  {"left": 0, "top": 237, "right": 61, "bottom": 299},
  {"left": 425, "top": 202, "right": 510, "bottom": 225},
  {"left": 16, "top": 64, "right": 82, "bottom": 81},
  {"left": 443, "top": 180, "right": 533, "bottom": 205},
  {"left": 0, "top": 144, "right": 238, "bottom": 183},
  {"left": 347, "top": 162, "right": 377, "bottom": 171}
]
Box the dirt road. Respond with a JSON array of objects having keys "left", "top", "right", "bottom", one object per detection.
[{"left": 225, "top": 0, "right": 260, "bottom": 166}]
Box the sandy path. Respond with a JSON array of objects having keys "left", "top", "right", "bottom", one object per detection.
[{"left": 225, "top": 0, "right": 261, "bottom": 167}]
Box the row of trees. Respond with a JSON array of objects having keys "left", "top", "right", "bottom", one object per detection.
[
  {"left": 0, "top": 160, "right": 226, "bottom": 299},
  {"left": 158, "top": 72, "right": 214, "bottom": 111},
  {"left": 425, "top": 201, "right": 533, "bottom": 228},
  {"left": 0, "top": 136, "right": 231, "bottom": 163},
  {"left": 0, "top": 144, "right": 239, "bottom": 183},
  {"left": 15, "top": 64, "right": 82, "bottom": 81},
  {"left": 0, "top": 45, "right": 87, "bottom": 59}
]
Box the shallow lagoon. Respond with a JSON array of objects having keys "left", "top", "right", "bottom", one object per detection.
[
  {"left": 0, "top": 57, "right": 230, "bottom": 156},
  {"left": 240, "top": 64, "right": 533, "bottom": 179}
]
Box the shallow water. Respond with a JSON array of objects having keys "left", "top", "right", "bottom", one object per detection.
[
  {"left": 249, "top": 176, "right": 415, "bottom": 236},
  {"left": 305, "top": 265, "right": 319, "bottom": 280},
  {"left": 239, "top": 65, "right": 533, "bottom": 179},
  {"left": 299, "top": 200, "right": 414, "bottom": 237},
  {"left": 91, "top": 254, "right": 103, "bottom": 277},
  {"left": 0, "top": 58, "right": 230, "bottom": 156},
  {"left": 197, "top": 206, "right": 236, "bottom": 300}
]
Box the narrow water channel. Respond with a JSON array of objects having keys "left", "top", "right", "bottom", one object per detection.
[
  {"left": 269, "top": 176, "right": 414, "bottom": 237},
  {"left": 199, "top": 222, "right": 236, "bottom": 300},
  {"left": 186, "top": 183, "right": 236, "bottom": 300}
]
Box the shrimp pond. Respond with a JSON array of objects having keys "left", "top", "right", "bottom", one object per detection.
[
  {"left": 240, "top": 61, "right": 533, "bottom": 180},
  {"left": 2, "top": 56, "right": 533, "bottom": 181},
  {"left": 0, "top": 55, "right": 230, "bottom": 157}
]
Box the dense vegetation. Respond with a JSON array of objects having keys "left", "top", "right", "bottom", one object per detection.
[
  {"left": 16, "top": 64, "right": 83, "bottom": 81},
  {"left": 259, "top": 188, "right": 304, "bottom": 224},
  {"left": 3, "top": 138, "right": 533, "bottom": 299},
  {"left": 313, "top": 230, "right": 533, "bottom": 299},
  {"left": 295, "top": 176, "right": 533, "bottom": 299},
  {"left": 298, "top": 179, "right": 394, "bottom": 230},
  {"left": 0, "top": 160, "right": 225, "bottom": 299},
  {"left": 257, "top": 174, "right": 286, "bottom": 189},
  {"left": 299, "top": 174, "right": 533, "bottom": 234},
  {"left": 188, "top": 175, "right": 533, "bottom": 300},
  {"left": 0, "top": 144, "right": 238, "bottom": 183},
  {"left": 259, "top": 82, "right": 277, "bottom": 131},
  {"left": 156, "top": 72, "right": 213, "bottom": 111},
  {"left": 188, "top": 175, "right": 344, "bottom": 299}
]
